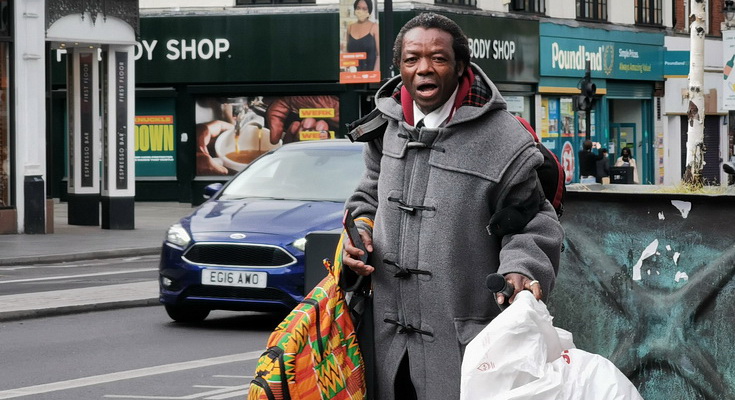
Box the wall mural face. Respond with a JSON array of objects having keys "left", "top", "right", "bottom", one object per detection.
[{"left": 195, "top": 95, "right": 340, "bottom": 176}]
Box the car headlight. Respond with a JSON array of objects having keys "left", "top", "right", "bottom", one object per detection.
[
  {"left": 166, "top": 223, "right": 191, "bottom": 247},
  {"left": 292, "top": 237, "right": 307, "bottom": 252}
]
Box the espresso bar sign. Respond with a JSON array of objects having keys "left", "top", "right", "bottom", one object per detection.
[
  {"left": 115, "top": 52, "right": 128, "bottom": 190},
  {"left": 80, "top": 53, "right": 94, "bottom": 187}
]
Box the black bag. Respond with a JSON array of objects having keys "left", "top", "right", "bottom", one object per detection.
[
  {"left": 515, "top": 116, "right": 566, "bottom": 218},
  {"left": 486, "top": 117, "right": 566, "bottom": 238}
]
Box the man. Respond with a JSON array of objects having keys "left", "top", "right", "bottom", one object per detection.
[
  {"left": 596, "top": 148, "right": 610, "bottom": 183},
  {"left": 343, "top": 13, "right": 563, "bottom": 400},
  {"left": 578, "top": 139, "right": 602, "bottom": 184}
]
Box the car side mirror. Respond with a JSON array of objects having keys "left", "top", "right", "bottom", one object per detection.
[{"left": 203, "top": 183, "right": 224, "bottom": 199}]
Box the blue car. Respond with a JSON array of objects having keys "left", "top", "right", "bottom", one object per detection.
[{"left": 159, "top": 140, "right": 365, "bottom": 322}]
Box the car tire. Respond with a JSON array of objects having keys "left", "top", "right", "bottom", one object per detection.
[{"left": 165, "top": 304, "right": 210, "bottom": 322}]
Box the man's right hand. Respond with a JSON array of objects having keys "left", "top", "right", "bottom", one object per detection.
[{"left": 342, "top": 229, "right": 375, "bottom": 276}]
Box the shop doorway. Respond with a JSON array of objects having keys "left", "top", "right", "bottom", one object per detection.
[
  {"left": 608, "top": 98, "right": 652, "bottom": 184},
  {"left": 610, "top": 123, "right": 636, "bottom": 163}
]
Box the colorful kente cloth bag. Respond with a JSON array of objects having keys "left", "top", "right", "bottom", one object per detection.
[{"left": 248, "top": 235, "right": 366, "bottom": 400}]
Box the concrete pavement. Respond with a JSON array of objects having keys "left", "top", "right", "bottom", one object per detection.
[{"left": 0, "top": 201, "right": 196, "bottom": 321}]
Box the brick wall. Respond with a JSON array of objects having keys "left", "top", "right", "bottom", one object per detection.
[{"left": 674, "top": 0, "right": 730, "bottom": 37}]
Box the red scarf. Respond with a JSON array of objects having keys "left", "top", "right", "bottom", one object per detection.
[{"left": 400, "top": 67, "right": 475, "bottom": 126}]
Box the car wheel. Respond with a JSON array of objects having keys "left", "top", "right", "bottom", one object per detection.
[{"left": 165, "top": 304, "right": 210, "bottom": 322}]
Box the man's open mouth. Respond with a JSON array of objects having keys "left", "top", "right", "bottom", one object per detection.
[{"left": 417, "top": 83, "right": 438, "bottom": 94}]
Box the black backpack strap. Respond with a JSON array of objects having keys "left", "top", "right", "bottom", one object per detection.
[{"left": 346, "top": 107, "right": 388, "bottom": 142}]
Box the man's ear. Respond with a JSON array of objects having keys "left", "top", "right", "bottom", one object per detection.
[{"left": 456, "top": 61, "right": 466, "bottom": 77}]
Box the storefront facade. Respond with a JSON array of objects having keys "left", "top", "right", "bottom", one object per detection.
[
  {"left": 1, "top": 0, "right": 139, "bottom": 234},
  {"left": 539, "top": 22, "right": 664, "bottom": 185},
  {"left": 49, "top": 9, "right": 540, "bottom": 204},
  {"left": 663, "top": 35, "right": 729, "bottom": 186},
  {"left": 51, "top": 10, "right": 346, "bottom": 205}
]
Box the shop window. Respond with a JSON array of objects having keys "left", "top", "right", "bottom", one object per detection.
[
  {"left": 511, "top": 0, "right": 545, "bottom": 14},
  {"left": 236, "top": 0, "right": 315, "bottom": 4},
  {"left": 635, "top": 0, "right": 662, "bottom": 26},
  {"left": 577, "top": 0, "right": 608, "bottom": 21},
  {"left": 0, "top": 0, "right": 8, "bottom": 37},
  {"left": 682, "top": 0, "right": 711, "bottom": 35},
  {"left": 435, "top": 0, "right": 477, "bottom": 8}
]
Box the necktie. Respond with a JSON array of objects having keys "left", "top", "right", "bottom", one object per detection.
[{"left": 416, "top": 119, "right": 424, "bottom": 129}]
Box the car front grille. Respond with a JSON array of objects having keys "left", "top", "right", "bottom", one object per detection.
[
  {"left": 185, "top": 285, "right": 296, "bottom": 303},
  {"left": 183, "top": 243, "right": 296, "bottom": 268}
]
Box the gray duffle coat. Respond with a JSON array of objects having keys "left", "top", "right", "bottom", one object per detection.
[{"left": 345, "top": 64, "right": 564, "bottom": 400}]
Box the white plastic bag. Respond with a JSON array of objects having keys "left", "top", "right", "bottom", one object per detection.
[{"left": 460, "top": 291, "right": 643, "bottom": 400}]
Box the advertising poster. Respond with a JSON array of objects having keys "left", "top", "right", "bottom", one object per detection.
[
  {"left": 339, "top": 0, "right": 380, "bottom": 84},
  {"left": 723, "top": 30, "right": 735, "bottom": 110},
  {"left": 577, "top": 111, "right": 586, "bottom": 137},
  {"left": 561, "top": 141, "right": 574, "bottom": 185},
  {"left": 560, "top": 97, "right": 574, "bottom": 137},
  {"left": 547, "top": 98, "right": 560, "bottom": 137},
  {"left": 540, "top": 98, "right": 550, "bottom": 138},
  {"left": 135, "top": 98, "right": 176, "bottom": 177},
  {"left": 135, "top": 115, "right": 176, "bottom": 176},
  {"left": 590, "top": 110, "right": 596, "bottom": 137},
  {"left": 195, "top": 95, "right": 339, "bottom": 176}
]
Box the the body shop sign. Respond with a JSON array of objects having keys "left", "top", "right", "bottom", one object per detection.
[
  {"left": 540, "top": 37, "right": 663, "bottom": 80},
  {"left": 449, "top": 14, "right": 538, "bottom": 83},
  {"left": 134, "top": 14, "right": 338, "bottom": 84}
]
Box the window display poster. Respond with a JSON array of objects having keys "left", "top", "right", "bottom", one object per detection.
[
  {"left": 339, "top": 0, "right": 380, "bottom": 84},
  {"left": 135, "top": 98, "right": 176, "bottom": 177},
  {"left": 591, "top": 110, "right": 596, "bottom": 137},
  {"left": 577, "top": 111, "right": 586, "bottom": 137},
  {"left": 547, "top": 98, "right": 560, "bottom": 137},
  {"left": 195, "top": 95, "right": 340, "bottom": 176},
  {"left": 560, "top": 97, "right": 574, "bottom": 137},
  {"left": 540, "top": 98, "right": 550, "bottom": 138}
]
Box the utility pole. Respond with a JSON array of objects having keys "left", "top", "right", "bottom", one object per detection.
[{"left": 683, "top": 0, "right": 706, "bottom": 187}]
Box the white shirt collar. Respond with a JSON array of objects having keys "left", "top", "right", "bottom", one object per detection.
[{"left": 412, "top": 86, "right": 459, "bottom": 129}]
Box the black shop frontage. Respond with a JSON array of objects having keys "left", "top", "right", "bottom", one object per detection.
[{"left": 48, "top": 9, "right": 539, "bottom": 204}]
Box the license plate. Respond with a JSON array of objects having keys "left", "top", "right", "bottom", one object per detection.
[{"left": 201, "top": 269, "right": 267, "bottom": 288}]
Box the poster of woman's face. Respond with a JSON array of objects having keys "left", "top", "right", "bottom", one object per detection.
[
  {"left": 339, "top": 0, "right": 380, "bottom": 83},
  {"left": 195, "top": 95, "right": 340, "bottom": 176}
]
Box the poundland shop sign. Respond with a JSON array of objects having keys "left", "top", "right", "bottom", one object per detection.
[{"left": 540, "top": 37, "right": 663, "bottom": 81}]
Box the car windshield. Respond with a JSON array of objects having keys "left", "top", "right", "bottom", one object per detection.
[{"left": 219, "top": 145, "right": 365, "bottom": 202}]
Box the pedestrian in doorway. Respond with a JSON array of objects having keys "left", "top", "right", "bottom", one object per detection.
[{"left": 615, "top": 147, "right": 640, "bottom": 184}]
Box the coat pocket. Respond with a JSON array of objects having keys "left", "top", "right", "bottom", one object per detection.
[{"left": 454, "top": 317, "right": 493, "bottom": 357}]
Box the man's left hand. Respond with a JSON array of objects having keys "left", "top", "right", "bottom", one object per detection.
[{"left": 495, "top": 272, "right": 542, "bottom": 305}]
